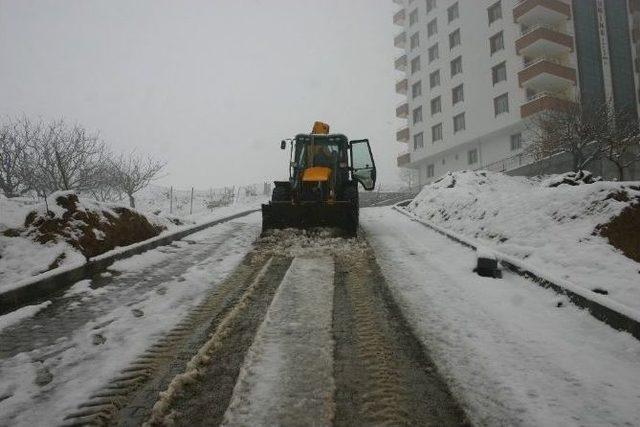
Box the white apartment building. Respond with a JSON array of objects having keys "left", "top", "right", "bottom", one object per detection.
[{"left": 393, "top": 0, "right": 640, "bottom": 185}]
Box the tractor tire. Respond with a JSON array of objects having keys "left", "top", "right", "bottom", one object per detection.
[
  {"left": 343, "top": 185, "right": 359, "bottom": 236},
  {"left": 272, "top": 185, "right": 291, "bottom": 202}
]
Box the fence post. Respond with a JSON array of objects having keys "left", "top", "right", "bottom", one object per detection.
[
  {"left": 190, "top": 187, "right": 194, "bottom": 215},
  {"left": 169, "top": 186, "right": 173, "bottom": 214}
]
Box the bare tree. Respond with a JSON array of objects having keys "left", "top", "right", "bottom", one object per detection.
[
  {"left": 398, "top": 167, "right": 418, "bottom": 192},
  {"left": 0, "top": 117, "right": 37, "bottom": 197},
  {"left": 600, "top": 106, "right": 640, "bottom": 181},
  {"left": 113, "top": 151, "right": 166, "bottom": 208},
  {"left": 527, "top": 100, "right": 608, "bottom": 172},
  {"left": 89, "top": 160, "right": 122, "bottom": 201},
  {"left": 28, "top": 119, "right": 108, "bottom": 194}
]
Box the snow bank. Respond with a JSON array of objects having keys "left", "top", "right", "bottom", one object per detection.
[
  {"left": 405, "top": 171, "right": 640, "bottom": 310},
  {"left": 0, "top": 192, "right": 172, "bottom": 290},
  {"left": 0, "top": 301, "right": 51, "bottom": 333}
]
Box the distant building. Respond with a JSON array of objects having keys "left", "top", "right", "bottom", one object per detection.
[{"left": 393, "top": 0, "right": 640, "bottom": 185}]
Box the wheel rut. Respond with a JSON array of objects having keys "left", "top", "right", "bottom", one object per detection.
[
  {"left": 332, "top": 238, "right": 469, "bottom": 426},
  {"left": 61, "top": 250, "right": 287, "bottom": 426}
]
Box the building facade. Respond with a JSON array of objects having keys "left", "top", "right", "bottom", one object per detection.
[{"left": 394, "top": 0, "right": 640, "bottom": 185}]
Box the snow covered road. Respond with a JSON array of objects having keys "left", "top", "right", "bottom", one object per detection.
[
  {"left": 223, "top": 255, "right": 335, "bottom": 426},
  {"left": 3, "top": 204, "right": 639, "bottom": 426},
  {"left": 0, "top": 213, "right": 261, "bottom": 426},
  {"left": 362, "top": 207, "right": 640, "bottom": 426}
]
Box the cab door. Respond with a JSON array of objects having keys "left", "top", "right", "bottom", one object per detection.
[{"left": 349, "top": 139, "right": 377, "bottom": 191}]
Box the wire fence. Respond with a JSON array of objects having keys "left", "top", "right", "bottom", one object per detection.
[{"left": 135, "top": 182, "right": 272, "bottom": 218}]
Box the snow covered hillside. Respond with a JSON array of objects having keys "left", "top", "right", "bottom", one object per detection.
[{"left": 405, "top": 171, "right": 640, "bottom": 311}]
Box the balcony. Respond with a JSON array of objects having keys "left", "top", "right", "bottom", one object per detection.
[
  {"left": 393, "top": 9, "right": 406, "bottom": 26},
  {"left": 518, "top": 59, "right": 576, "bottom": 91},
  {"left": 396, "top": 102, "right": 409, "bottom": 118},
  {"left": 396, "top": 126, "right": 410, "bottom": 143},
  {"left": 394, "top": 54, "right": 407, "bottom": 71},
  {"left": 397, "top": 153, "right": 411, "bottom": 167},
  {"left": 520, "top": 92, "right": 576, "bottom": 118},
  {"left": 515, "top": 26, "right": 573, "bottom": 57},
  {"left": 394, "top": 31, "right": 407, "bottom": 49},
  {"left": 513, "top": 0, "right": 571, "bottom": 26},
  {"left": 395, "top": 78, "right": 408, "bottom": 94}
]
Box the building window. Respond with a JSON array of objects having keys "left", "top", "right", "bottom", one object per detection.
[
  {"left": 450, "top": 56, "right": 462, "bottom": 76},
  {"left": 449, "top": 29, "right": 461, "bottom": 49},
  {"left": 490, "top": 31, "right": 504, "bottom": 55},
  {"left": 412, "top": 81, "right": 422, "bottom": 98},
  {"left": 428, "top": 44, "right": 439, "bottom": 63},
  {"left": 432, "top": 123, "right": 443, "bottom": 142},
  {"left": 413, "top": 132, "right": 424, "bottom": 150},
  {"left": 488, "top": 1, "right": 502, "bottom": 25},
  {"left": 430, "top": 96, "right": 441, "bottom": 115},
  {"left": 447, "top": 2, "right": 459, "bottom": 23},
  {"left": 429, "top": 69, "right": 440, "bottom": 88},
  {"left": 409, "top": 8, "right": 419, "bottom": 25},
  {"left": 427, "top": 18, "right": 438, "bottom": 38},
  {"left": 413, "top": 106, "right": 423, "bottom": 124},
  {"left": 411, "top": 56, "right": 421, "bottom": 74},
  {"left": 494, "top": 93, "right": 509, "bottom": 116},
  {"left": 427, "top": 164, "right": 435, "bottom": 178},
  {"left": 452, "top": 84, "right": 464, "bottom": 104},
  {"left": 453, "top": 112, "right": 466, "bottom": 132},
  {"left": 410, "top": 32, "right": 420, "bottom": 50},
  {"left": 510, "top": 133, "right": 522, "bottom": 151},
  {"left": 426, "top": 0, "right": 436, "bottom": 13},
  {"left": 492, "top": 61, "right": 507, "bottom": 85},
  {"left": 468, "top": 148, "right": 478, "bottom": 165},
  {"left": 442, "top": 158, "right": 446, "bottom": 165}
]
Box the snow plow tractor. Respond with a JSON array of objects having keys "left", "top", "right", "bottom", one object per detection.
[{"left": 261, "top": 122, "right": 377, "bottom": 236}]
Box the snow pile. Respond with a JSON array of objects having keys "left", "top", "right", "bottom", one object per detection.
[
  {"left": 405, "top": 170, "right": 640, "bottom": 310},
  {"left": 0, "top": 192, "right": 173, "bottom": 290},
  {"left": 258, "top": 228, "right": 368, "bottom": 257}
]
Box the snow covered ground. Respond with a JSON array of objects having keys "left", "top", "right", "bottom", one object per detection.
[
  {"left": 362, "top": 207, "right": 640, "bottom": 426},
  {"left": 0, "top": 192, "right": 263, "bottom": 291},
  {"left": 223, "top": 255, "right": 335, "bottom": 426},
  {"left": 0, "top": 213, "right": 260, "bottom": 426},
  {"left": 404, "top": 171, "right": 640, "bottom": 311}
]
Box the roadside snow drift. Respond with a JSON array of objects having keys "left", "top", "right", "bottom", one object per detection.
[
  {"left": 0, "top": 192, "right": 171, "bottom": 289},
  {"left": 406, "top": 171, "right": 640, "bottom": 310}
]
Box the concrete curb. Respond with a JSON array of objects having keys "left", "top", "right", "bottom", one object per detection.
[
  {"left": 392, "top": 206, "right": 640, "bottom": 341},
  {"left": 0, "top": 209, "right": 258, "bottom": 315}
]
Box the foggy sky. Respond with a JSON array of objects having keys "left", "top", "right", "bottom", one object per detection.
[{"left": 0, "top": 0, "right": 402, "bottom": 190}]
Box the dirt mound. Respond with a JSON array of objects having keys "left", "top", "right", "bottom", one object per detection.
[
  {"left": 598, "top": 199, "right": 640, "bottom": 263},
  {"left": 17, "top": 193, "right": 165, "bottom": 259},
  {"left": 544, "top": 170, "right": 601, "bottom": 187}
]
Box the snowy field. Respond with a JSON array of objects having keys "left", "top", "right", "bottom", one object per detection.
[
  {"left": 404, "top": 171, "right": 640, "bottom": 311},
  {"left": 362, "top": 207, "right": 640, "bottom": 426}
]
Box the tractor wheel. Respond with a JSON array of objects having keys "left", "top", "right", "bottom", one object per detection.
[
  {"left": 343, "top": 185, "right": 359, "bottom": 236},
  {"left": 272, "top": 185, "right": 291, "bottom": 202}
]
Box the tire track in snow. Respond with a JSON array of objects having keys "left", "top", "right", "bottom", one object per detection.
[{"left": 332, "top": 243, "right": 469, "bottom": 426}]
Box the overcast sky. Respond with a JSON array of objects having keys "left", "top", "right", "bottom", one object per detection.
[{"left": 0, "top": 0, "right": 402, "bottom": 190}]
